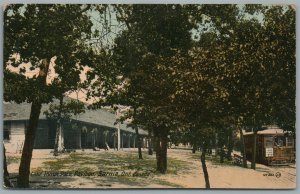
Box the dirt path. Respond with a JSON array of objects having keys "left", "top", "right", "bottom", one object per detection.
[{"left": 161, "top": 149, "right": 296, "bottom": 189}]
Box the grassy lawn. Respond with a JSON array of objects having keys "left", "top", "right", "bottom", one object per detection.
[
  {"left": 29, "top": 150, "right": 192, "bottom": 188},
  {"left": 190, "top": 151, "right": 236, "bottom": 166},
  {"left": 6, "top": 156, "right": 20, "bottom": 165}
]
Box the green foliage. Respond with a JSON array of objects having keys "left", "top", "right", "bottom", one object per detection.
[
  {"left": 4, "top": 4, "right": 95, "bottom": 104},
  {"left": 43, "top": 99, "right": 85, "bottom": 120},
  {"left": 5, "top": 4, "right": 295, "bottom": 156},
  {"left": 87, "top": 5, "right": 295, "bottom": 149},
  {"left": 90, "top": 5, "right": 198, "bottom": 137},
  {"left": 4, "top": 5, "right": 101, "bottom": 187}
]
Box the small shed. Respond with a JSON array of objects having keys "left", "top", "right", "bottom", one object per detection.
[{"left": 243, "top": 127, "right": 295, "bottom": 165}]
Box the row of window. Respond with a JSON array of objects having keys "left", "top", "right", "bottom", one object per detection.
[{"left": 264, "top": 136, "right": 294, "bottom": 148}]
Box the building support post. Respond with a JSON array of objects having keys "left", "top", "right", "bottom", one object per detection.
[
  {"left": 133, "top": 136, "right": 136, "bottom": 148},
  {"left": 121, "top": 133, "right": 124, "bottom": 150},
  {"left": 128, "top": 135, "right": 131, "bottom": 148},
  {"left": 117, "top": 124, "right": 121, "bottom": 151}
]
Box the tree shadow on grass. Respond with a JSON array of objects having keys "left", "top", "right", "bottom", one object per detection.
[{"left": 23, "top": 151, "right": 191, "bottom": 188}]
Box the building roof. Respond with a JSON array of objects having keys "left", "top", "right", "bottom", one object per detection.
[
  {"left": 3, "top": 98, "right": 147, "bottom": 135},
  {"left": 243, "top": 127, "right": 286, "bottom": 135}
]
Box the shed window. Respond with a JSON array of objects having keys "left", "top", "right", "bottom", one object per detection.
[
  {"left": 274, "top": 136, "right": 286, "bottom": 147},
  {"left": 264, "top": 136, "right": 273, "bottom": 148},
  {"left": 286, "top": 137, "right": 294, "bottom": 147}
]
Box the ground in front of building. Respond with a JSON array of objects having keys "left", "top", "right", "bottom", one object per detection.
[{"left": 5, "top": 148, "right": 296, "bottom": 189}]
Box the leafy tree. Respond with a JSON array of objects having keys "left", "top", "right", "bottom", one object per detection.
[
  {"left": 89, "top": 4, "right": 197, "bottom": 172},
  {"left": 92, "top": 4, "right": 295, "bottom": 187},
  {"left": 4, "top": 4, "right": 95, "bottom": 187},
  {"left": 262, "top": 6, "right": 296, "bottom": 135},
  {"left": 216, "top": 5, "right": 296, "bottom": 169},
  {"left": 168, "top": 4, "right": 295, "bottom": 185}
]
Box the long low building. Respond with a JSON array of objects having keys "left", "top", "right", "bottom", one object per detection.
[{"left": 3, "top": 98, "right": 148, "bottom": 153}]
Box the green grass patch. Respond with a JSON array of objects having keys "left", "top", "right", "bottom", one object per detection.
[
  {"left": 6, "top": 156, "right": 20, "bottom": 165},
  {"left": 206, "top": 154, "right": 233, "bottom": 166},
  {"left": 43, "top": 160, "right": 66, "bottom": 171},
  {"left": 32, "top": 167, "right": 44, "bottom": 174},
  {"left": 189, "top": 151, "right": 234, "bottom": 166},
  {"left": 190, "top": 152, "right": 201, "bottom": 160},
  {"left": 32, "top": 150, "right": 194, "bottom": 188},
  {"left": 41, "top": 152, "right": 96, "bottom": 171},
  {"left": 167, "top": 158, "right": 191, "bottom": 174}
]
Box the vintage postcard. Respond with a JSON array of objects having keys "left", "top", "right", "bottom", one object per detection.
[{"left": 3, "top": 4, "right": 296, "bottom": 189}]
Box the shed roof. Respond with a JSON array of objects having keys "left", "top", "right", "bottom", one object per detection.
[
  {"left": 3, "top": 98, "right": 147, "bottom": 135},
  {"left": 243, "top": 127, "right": 286, "bottom": 135}
]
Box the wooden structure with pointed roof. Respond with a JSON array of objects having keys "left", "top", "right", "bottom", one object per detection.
[{"left": 243, "top": 127, "right": 295, "bottom": 165}]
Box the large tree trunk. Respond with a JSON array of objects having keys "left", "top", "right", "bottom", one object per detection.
[
  {"left": 192, "top": 141, "right": 197, "bottom": 153},
  {"left": 218, "top": 134, "right": 225, "bottom": 163},
  {"left": 132, "top": 108, "right": 142, "bottom": 159},
  {"left": 220, "top": 146, "right": 225, "bottom": 163},
  {"left": 155, "top": 136, "right": 161, "bottom": 171},
  {"left": 155, "top": 133, "right": 168, "bottom": 173},
  {"left": 226, "top": 131, "right": 233, "bottom": 161},
  {"left": 148, "top": 129, "right": 153, "bottom": 155},
  {"left": 17, "top": 101, "right": 42, "bottom": 188},
  {"left": 200, "top": 142, "right": 210, "bottom": 189},
  {"left": 239, "top": 128, "right": 247, "bottom": 168},
  {"left": 251, "top": 130, "right": 258, "bottom": 169},
  {"left": 54, "top": 95, "right": 64, "bottom": 156},
  {"left": 293, "top": 131, "right": 296, "bottom": 159},
  {"left": 152, "top": 136, "right": 156, "bottom": 152},
  {"left": 54, "top": 122, "right": 65, "bottom": 155},
  {"left": 148, "top": 138, "right": 153, "bottom": 155},
  {"left": 54, "top": 123, "right": 60, "bottom": 153},
  {"left": 161, "top": 135, "right": 168, "bottom": 171},
  {"left": 135, "top": 126, "right": 143, "bottom": 159},
  {"left": 17, "top": 59, "right": 49, "bottom": 188},
  {"left": 4, "top": 144, "right": 12, "bottom": 188}
]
